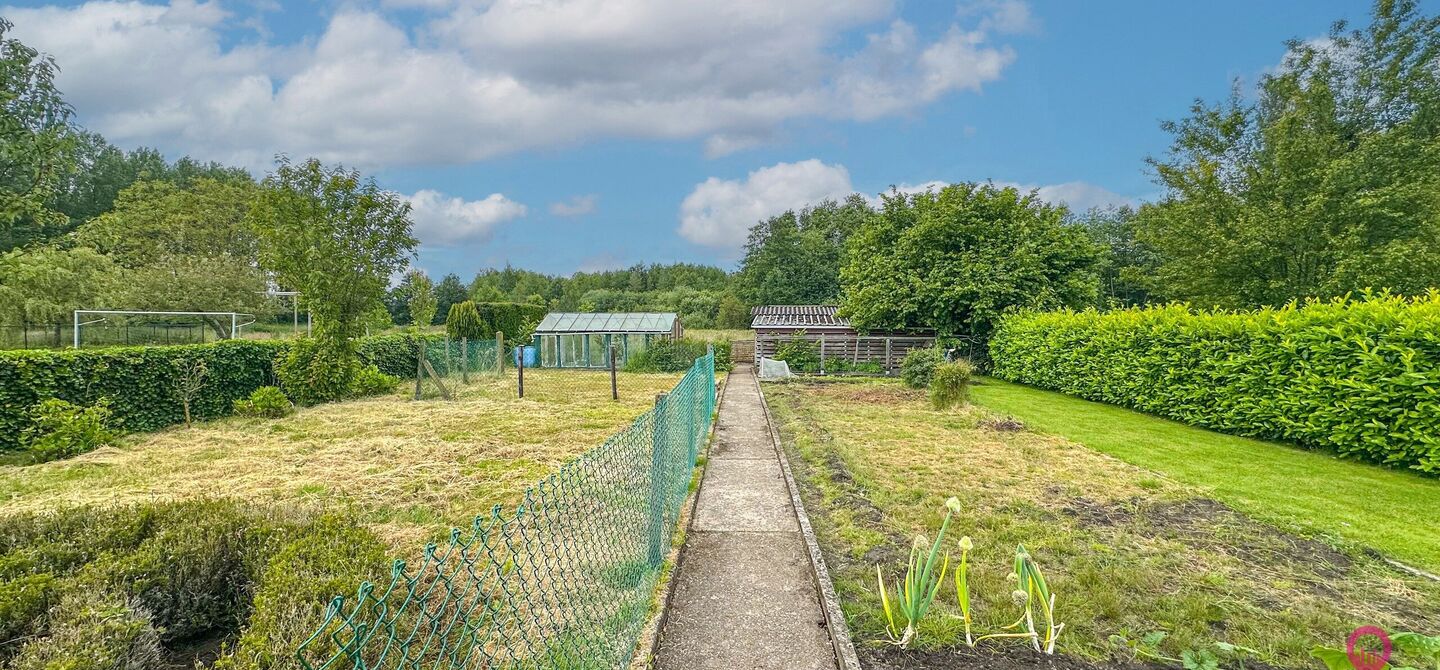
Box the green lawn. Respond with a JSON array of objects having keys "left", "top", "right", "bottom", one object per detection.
[{"left": 970, "top": 378, "right": 1440, "bottom": 573}]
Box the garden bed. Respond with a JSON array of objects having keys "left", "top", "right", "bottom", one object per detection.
[{"left": 764, "top": 378, "right": 1440, "bottom": 669}]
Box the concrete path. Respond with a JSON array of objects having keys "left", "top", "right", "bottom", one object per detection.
[{"left": 656, "top": 365, "right": 837, "bottom": 670}]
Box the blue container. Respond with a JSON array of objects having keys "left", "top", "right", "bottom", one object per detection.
[{"left": 513, "top": 345, "right": 538, "bottom": 368}]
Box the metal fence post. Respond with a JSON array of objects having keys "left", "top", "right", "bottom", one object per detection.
[
  {"left": 517, "top": 344, "right": 525, "bottom": 398},
  {"left": 648, "top": 391, "right": 668, "bottom": 566},
  {"left": 609, "top": 342, "right": 619, "bottom": 401}
]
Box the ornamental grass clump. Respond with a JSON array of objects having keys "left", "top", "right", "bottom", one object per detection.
[
  {"left": 929, "top": 359, "right": 974, "bottom": 410},
  {"left": 877, "top": 497, "right": 960, "bottom": 647}
]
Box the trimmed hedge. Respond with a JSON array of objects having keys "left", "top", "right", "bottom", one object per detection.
[
  {"left": 988, "top": 292, "right": 1440, "bottom": 473},
  {"left": 0, "top": 333, "right": 440, "bottom": 451},
  {"left": 475, "top": 302, "right": 546, "bottom": 341}
]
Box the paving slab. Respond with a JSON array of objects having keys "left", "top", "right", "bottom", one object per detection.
[
  {"left": 692, "top": 459, "right": 797, "bottom": 532},
  {"left": 655, "top": 531, "right": 832, "bottom": 670}
]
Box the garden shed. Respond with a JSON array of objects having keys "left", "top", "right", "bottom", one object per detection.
[
  {"left": 533, "top": 312, "right": 682, "bottom": 368},
  {"left": 751, "top": 305, "right": 934, "bottom": 373}
]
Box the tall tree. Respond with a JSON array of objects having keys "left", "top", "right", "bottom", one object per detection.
[
  {"left": 840, "top": 183, "right": 1101, "bottom": 343},
  {"left": 0, "top": 19, "right": 73, "bottom": 244},
  {"left": 434, "top": 273, "right": 469, "bottom": 323},
  {"left": 75, "top": 178, "right": 259, "bottom": 267},
  {"left": 248, "top": 157, "right": 415, "bottom": 369},
  {"left": 399, "top": 269, "right": 437, "bottom": 328},
  {"left": 1136, "top": 0, "right": 1440, "bottom": 307},
  {"left": 736, "top": 195, "right": 871, "bottom": 306},
  {"left": 0, "top": 246, "right": 115, "bottom": 328},
  {"left": 1075, "top": 206, "right": 1158, "bottom": 307}
]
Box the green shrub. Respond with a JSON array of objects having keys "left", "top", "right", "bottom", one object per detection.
[
  {"left": 989, "top": 292, "right": 1440, "bottom": 472},
  {"left": 446, "top": 301, "right": 485, "bottom": 340},
  {"left": 9, "top": 587, "right": 164, "bottom": 670},
  {"left": 214, "top": 516, "right": 390, "bottom": 670},
  {"left": 474, "top": 302, "right": 546, "bottom": 341},
  {"left": 624, "top": 338, "right": 723, "bottom": 373},
  {"left": 275, "top": 338, "right": 356, "bottom": 406},
  {"left": 234, "top": 386, "right": 294, "bottom": 418},
  {"left": 358, "top": 332, "right": 442, "bottom": 377},
  {"left": 929, "top": 359, "right": 974, "bottom": 410},
  {"left": 23, "top": 398, "right": 116, "bottom": 463},
  {"left": 349, "top": 365, "right": 400, "bottom": 397},
  {"left": 827, "top": 358, "right": 884, "bottom": 374},
  {"left": 900, "top": 347, "right": 944, "bottom": 389},
  {"left": 772, "top": 338, "right": 819, "bottom": 373},
  {"left": 0, "top": 501, "right": 391, "bottom": 670}
]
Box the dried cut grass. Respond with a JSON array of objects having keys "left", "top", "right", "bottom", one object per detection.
[{"left": 0, "top": 370, "right": 686, "bottom": 547}]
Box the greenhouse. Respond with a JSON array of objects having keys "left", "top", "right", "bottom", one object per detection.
[{"left": 532, "top": 312, "right": 683, "bottom": 368}]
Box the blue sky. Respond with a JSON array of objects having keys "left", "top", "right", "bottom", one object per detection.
[{"left": 2, "top": 0, "right": 1393, "bottom": 278}]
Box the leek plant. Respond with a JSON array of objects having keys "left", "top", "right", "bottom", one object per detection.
[{"left": 876, "top": 497, "right": 961, "bottom": 647}]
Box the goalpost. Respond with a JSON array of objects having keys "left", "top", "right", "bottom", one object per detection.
[{"left": 72, "top": 310, "right": 256, "bottom": 349}]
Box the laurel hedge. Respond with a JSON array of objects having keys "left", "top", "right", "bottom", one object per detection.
[
  {"left": 0, "top": 333, "right": 441, "bottom": 452},
  {"left": 988, "top": 292, "right": 1440, "bottom": 473}
]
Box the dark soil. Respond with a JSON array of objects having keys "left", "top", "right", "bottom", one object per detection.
[
  {"left": 860, "top": 645, "right": 1172, "bottom": 670},
  {"left": 981, "top": 417, "right": 1026, "bottom": 431},
  {"left": 1058, "top": 496, "right": 1354, "bottom": 581}
]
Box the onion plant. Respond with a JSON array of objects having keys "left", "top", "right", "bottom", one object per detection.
[
  {"left": 876, "top": 497, "right": 961, "bottom": 647},
  {"left": 1010, "top": 544, "right": 1063, "bottom": 653}
]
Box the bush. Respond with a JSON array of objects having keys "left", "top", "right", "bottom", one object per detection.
[
  {"left": 445, "top": 301, "right": 485, "bottom": 340},
  {"left": 233, "top": 386, "right": 293, "bottom": 418},
  {"left": 929, "top": 359, "right": 974, "bottom": 410},
  {"left": 349, "top": 365, "right": 400, "bottom": 397},
  {"left": 989, "top": 293, "right": 1440, "bottom": 473},
  {"left": 827, "top": 358, "right": 884, "bottom": 374},
  {"left": 23, "top": 398, "right": 116, "bottom": 463},
  {"left": 772, "top": 338, "right": 819, "bottom": 373},
  {"left": 624, "top": 338, "right": 724, "bottom": 373},
  {"left": 0, "top": 501, "right": 390, "bottom": 670},
  {"left": 275, "top": 338, "right": 356, "bottom": 406},
  {"left": 475, "top": 302, "right": 546, "bottom": 341},
  {"left": 358, "top": 332, "right": 442, "bottom": 378},
  {"left": 900, "top": 347, "right": 944, "bottom": 389}
]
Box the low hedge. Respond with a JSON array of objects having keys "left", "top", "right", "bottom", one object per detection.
[
  {"left": 988, "top": 292, "right": 1440, "bottom": 473},
  {"left": 624, "top": 338, "right": 730, "bottom": 373},
  {"left": 0, "top": 500, "right": 389, "bottom": 670},
  {"left": 0, "top": 333, "right": 442, "bottom": 451}
]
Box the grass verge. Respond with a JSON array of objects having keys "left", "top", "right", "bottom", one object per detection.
[{"left": 765, "top": 377, "right": 1440, "bottom": 669}]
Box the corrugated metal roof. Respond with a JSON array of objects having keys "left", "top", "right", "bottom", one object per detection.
[
  {"left": 534, "top": 312, "right": 678, "bottom": 333},
  {"left": 750, "top": 305, "right": 840, "bottom": 317},
  {"left": 750, "top": 305, "right": 851, "bottom": 329}
]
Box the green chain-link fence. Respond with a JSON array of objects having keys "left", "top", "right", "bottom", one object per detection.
[{"left": 298, "top": 349, "right": 717, "bottom": 669}]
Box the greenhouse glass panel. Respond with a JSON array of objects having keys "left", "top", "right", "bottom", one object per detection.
[
  {"left": 626, "top": 333, "right": 648, "bottom": 359},
  {"left": 540, "top": 335, "right": 557, "bottom": 367},
  {"left": 560, "top": 334, "right": 584, "bottom": 367},
  {"left": 588, "top": 334, "right": 608, "bottom": 367}
]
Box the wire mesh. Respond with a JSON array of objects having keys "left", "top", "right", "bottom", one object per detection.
[{"left": 299, "top": 350, "right": 716, "bottom": 669}]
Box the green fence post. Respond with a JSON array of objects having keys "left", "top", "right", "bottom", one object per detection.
[{"left": 648, "top": 391, "right": 668, "bottom": 566}]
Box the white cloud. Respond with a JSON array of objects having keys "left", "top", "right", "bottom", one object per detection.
[
  {"left": 3, "top": 0, "right": 1028, "bottom": 168},
  {"left": 678, "top": 159, "right": 854, "bottom": 251},
  {"left": 549, "top": 194, "right": 598, "bottom": 217},
  {"left": 996, "top": 180, "right": 1135, "bottom": 212},
  {"left": 405, "top": 190, "right": 527, "bottom": 246}
]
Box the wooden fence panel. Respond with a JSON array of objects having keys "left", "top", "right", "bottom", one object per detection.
[{"left": 752, "top": 333, "right": 935, "bottom": 373}]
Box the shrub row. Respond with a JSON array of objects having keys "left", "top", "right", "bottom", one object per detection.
[
  {"left": 0, "top": 500, "right": 389, "bottom": 670},
  {"left": 0, "top": 333, "right": 440, "bottom": 451},
  {"left": 624, "top": 338, "right": 731, "bottom": 373},
  {"left": 988, "top": 292, "right": 1440, "bottom": 472}
]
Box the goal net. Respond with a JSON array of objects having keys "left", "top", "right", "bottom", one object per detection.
[{"left": 72, "top": 310, "right": 255, "bottom": 349}]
